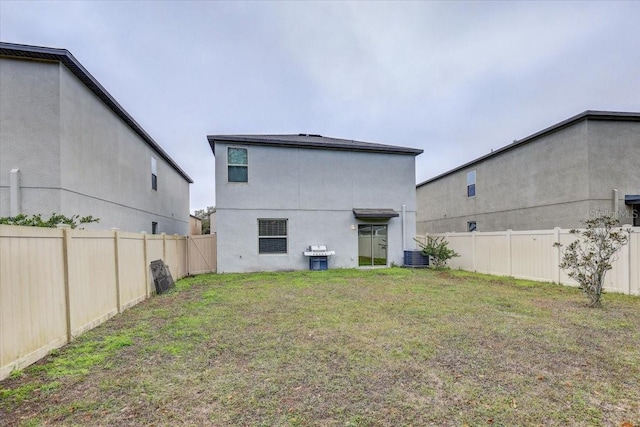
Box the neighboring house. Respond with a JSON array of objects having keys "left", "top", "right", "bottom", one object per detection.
[
  {"left": 416, "top": 111, "right": 640, "bottom": 233},
  {"left": 0, "top": 42, "right": 192, "bottom": 234},
  {"left": 189, "top": 215, "right": 202, "bottom": 235},
  {"left": 208, "top": 134, "right": 423, "bottom": 273}
]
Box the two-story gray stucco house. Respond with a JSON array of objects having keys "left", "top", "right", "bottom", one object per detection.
[
  {"left": 0, "top": 42, "right": 192, "bottom": 234},
  {"left": 416, "top": 111, "right": 640, "bottom": 233},
  {"left": 208, "top": 134, "right": 423, "bottom": 273}
]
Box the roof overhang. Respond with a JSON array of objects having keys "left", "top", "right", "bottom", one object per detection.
[
  {"left": 417, "top": 110, "right": 640, "bottom": 188},
  {"left": 353, "top": 208, "right": 399, "bottom": 219},
  {"left": 207, "top": 135, "right": 423, "bottom": 157},
  {"left": 625, "top": 195, "right": 640, "bottom": 205}
]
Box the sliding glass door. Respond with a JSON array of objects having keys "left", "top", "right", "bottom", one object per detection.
[{"left": 358, "top": 224, "right": 388, "bottom": 266}]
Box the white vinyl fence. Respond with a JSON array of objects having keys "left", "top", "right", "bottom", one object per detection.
[
  {"left": 416, "top": 227, "right": 639, "bottom": 296},
  {"left": 0, "top": 225, "right": 217, "bottom": 380}
]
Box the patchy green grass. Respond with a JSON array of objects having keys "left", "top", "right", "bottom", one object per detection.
[{"left": 1, "top": 268, "right": 639, "bottom": 426}]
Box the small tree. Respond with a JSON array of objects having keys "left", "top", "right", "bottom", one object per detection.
[
  {"left": 0, "top": 213, "right": 99, "bottom": 229},
  {"left": 415, "top": 236, "right": 459, "bottom": 269},
  {"left": 553, "top": 215, "right": 631, "bottom": 308}
]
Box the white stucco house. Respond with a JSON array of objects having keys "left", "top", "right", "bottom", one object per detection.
[
  {"left": 208, "top": 134, "right": 423, "bottom": 273},
  {"left": 0, "top": 42, "right": 192, "bottom": 234}
]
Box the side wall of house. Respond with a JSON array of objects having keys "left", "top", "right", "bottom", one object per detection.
[
  {"left": 58, "top": 64, "right": 190, "bottom": 234},
  {"left": 417, "top": 122, "right": 593, "bottom": 233},
  {"left": 0, "top": 56, "right": 189, "bottom": 233},
  {"left": 215, "top": 143, "right": 417, "bottom": 273},
  {"left": 586, "top": 120, "right": 640, "bottom": 226},
  {"left": 0, "top": 58, "right": 63, "bottom": 216}
]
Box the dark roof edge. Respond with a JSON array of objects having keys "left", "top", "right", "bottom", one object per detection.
[
  {"left": 206, "top": 135, "right": 423, "bottom": 156},
  {"left": 417, "top": 110, "right": 640, "bottom": 188},
  {"left": 0, "top": 41, "right": 193, "bottom": 183}
]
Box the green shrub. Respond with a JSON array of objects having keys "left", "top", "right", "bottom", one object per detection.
[
  {"left": 0, "top": 213, "right": 99, "bottom": 229},
  {"left": 416, "top": 236, "right": 459, "bottom": 269}
]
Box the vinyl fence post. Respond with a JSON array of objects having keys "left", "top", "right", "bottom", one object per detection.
[
  {"left": 624, "top": 225, "right": 632, "bottom": 295},
  {"left": 186, "top": 235, "right": 191, "bottom": 276},
  {"left": 506, "top": 229, "right": 513, "bottom": 277},
  {"left": 143, "top": 232, "right": 150, "bottom": 298},
  {"left": 471, "top": 231, "right": 477, "bottom": 272},
  {"left": 162, "top": 233, "right": 167, "bottom": 262},
  {"left": 61, "top": 227, "right": 72, "bottom": 343},
  {"left": 553, "top": 227, "right": 561, "bottom": 284},
  {"left": 114, "top": 230, "right": 122, "bottom": 313}
]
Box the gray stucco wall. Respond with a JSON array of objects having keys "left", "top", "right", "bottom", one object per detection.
[
  {"left": 416, "top": 118, "right": 639, "bottom": 233},
  {"left": 586, "top": 120, "right": 639, "bottom": 225},
  {"left": 0, "top": 57, "right": 190, "bottom": 234},
  {"left": 0, "top": 58, "right": 62, "bottom": 215},
  {"left": 215, "top": 143, "right": 418, "bottom": 273}
]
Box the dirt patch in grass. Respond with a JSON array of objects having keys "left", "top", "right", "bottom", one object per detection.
[{"left": 1, "top": 269, "right": 639, "bottom": 426}]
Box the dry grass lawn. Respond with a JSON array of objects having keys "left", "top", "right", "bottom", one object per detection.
[{"left": 1, "top": 268, "right": 639, "bottom": 426}]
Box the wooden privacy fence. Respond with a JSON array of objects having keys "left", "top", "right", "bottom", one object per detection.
[
  {"left": 416, "top": 227, "right": 639, "bottom": 296},
  {"left": 0, "top": 225, "right": 216, "bottom": 380}
]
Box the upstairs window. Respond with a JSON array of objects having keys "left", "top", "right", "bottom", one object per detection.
[
  {"left": 151, "top": 157, "right": 158, "bottom": 191},
  {"left": 467, "top": 170, "right": 476, "bottom": 197},
  {"left": 258, "top": 219, "right": 287, "bottom": 254},
  {"left": 228, "top": 147, "right": 248, "bottom": 182}
]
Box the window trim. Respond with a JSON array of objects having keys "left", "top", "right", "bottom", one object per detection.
[
  {"left": 227, "top": 147, "right": 248, "bottom": 183},
  {"left": 258, "top": 218, "right": 288, "bottom": 254},
  {"left": 466, "top": 170, "right": 476, "bottom": 198}
]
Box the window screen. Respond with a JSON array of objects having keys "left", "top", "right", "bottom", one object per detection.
[
  {"left": 258, "top": 219, "right": 287, "bottom": 254},
  {"left": 228, "top": 147, "right": 248, "bottom": 182},
  {"left": 467, "top": 170, "right": 476, "bottom": 197}
]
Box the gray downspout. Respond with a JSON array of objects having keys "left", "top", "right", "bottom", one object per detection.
[{"left": 401, "top": 204, "right": 406, "bottom": 251}]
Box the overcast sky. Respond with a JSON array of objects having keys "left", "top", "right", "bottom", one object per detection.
[{"left": 1, "top": 1, "right": 639, "bottom": 213}]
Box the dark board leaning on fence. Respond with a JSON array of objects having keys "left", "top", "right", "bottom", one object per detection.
[{"left": 150, "top": 259, "right": 175, "bottom": 294}]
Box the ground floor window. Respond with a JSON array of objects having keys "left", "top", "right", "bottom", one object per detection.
[
  {"left": 258, "top": 219, "right": 287, "bottom": 254},
  {"left": 467, "top": 221, "right": 477, "bottom": 232},
  {"left": 152, "top": 221, "right": 158, "bottom": 234},
  {"left": 358, "top": 224, "right": 387, "bottom": 266}
]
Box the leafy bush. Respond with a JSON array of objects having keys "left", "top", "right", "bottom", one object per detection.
[
  {"left": 416, "top": 236, "right": 459, "bottom": 269},
  {"left": 553, "top": 215, "right": 631, "bottom": 308},
  {"left": 0, "top": 213, "right": 99, "bottom": 229}
]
